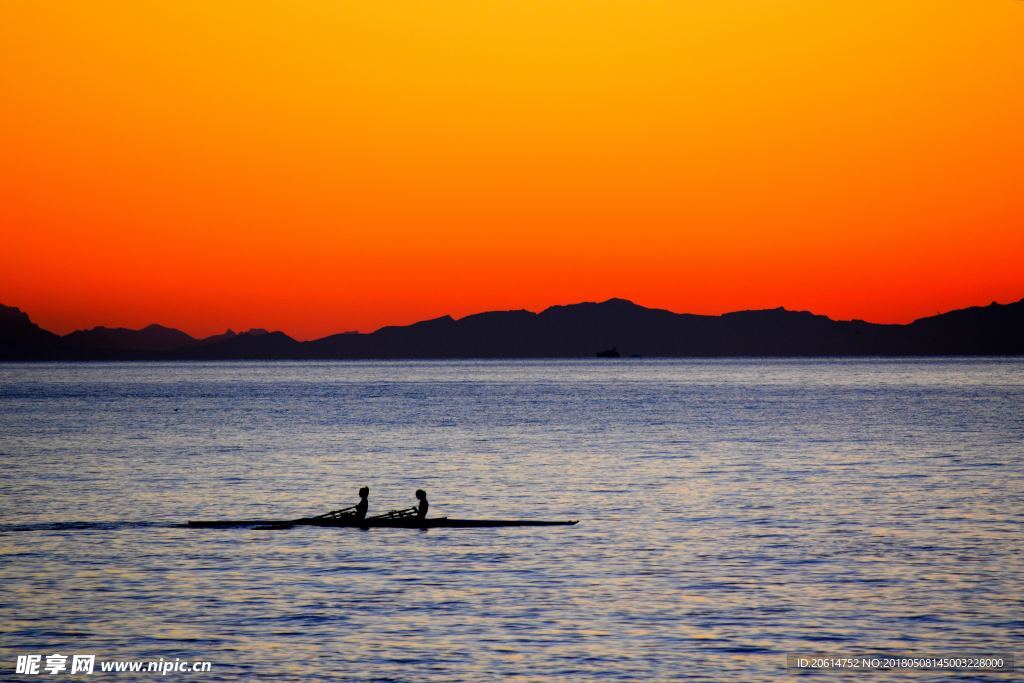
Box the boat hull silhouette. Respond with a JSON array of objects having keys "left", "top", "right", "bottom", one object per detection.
[{"left": 187, "top": 517, "right": 578, "bottom": 529}]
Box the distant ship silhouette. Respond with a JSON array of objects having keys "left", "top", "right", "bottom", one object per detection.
[{"left": 596, "top": 347, "right": 621, "bottom": 358}]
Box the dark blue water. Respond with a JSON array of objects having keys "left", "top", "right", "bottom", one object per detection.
[{"left": 1, "top": 360, "right": 1021, "bottom": 680}]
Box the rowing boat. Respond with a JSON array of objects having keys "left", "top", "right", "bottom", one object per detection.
[{"left": 186, "top": 517, "right": 578, "bottom": 529}]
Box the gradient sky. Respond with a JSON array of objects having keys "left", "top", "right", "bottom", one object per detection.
[{"left": 2, "top": 1, "right": 1022, "bottom": 340}]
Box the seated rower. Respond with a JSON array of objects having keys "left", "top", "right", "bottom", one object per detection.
[
  {"left": 375, "top": 489, "right": 430, "bottom": 520},
  {"left": 415, "top": 489, "right": 428, "bottom": 519},
  {"left": 306, "top": 486, "right": 369, "bottom": 521},
  {"left": 354, "top": 486, "right": 369, "bottom": 520}
]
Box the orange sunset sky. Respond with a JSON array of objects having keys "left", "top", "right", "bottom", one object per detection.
[{"left": 2, "top": 1, "right": 1022, "bottom": 340}]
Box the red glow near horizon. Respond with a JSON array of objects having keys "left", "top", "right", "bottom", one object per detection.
[{"left": 2, "top": 2, "right": 1022, "bottom": 340}]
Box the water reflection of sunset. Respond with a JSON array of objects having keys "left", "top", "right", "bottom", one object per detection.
[{"left": 3, "top": 360, "right": 1019, "bottom": 680}]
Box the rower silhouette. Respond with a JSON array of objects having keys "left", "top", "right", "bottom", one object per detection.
[
  {"left": 355, "top": 486, "right": 369, "bottom": 520},
  {"left": 415, "top": 489, "right": 428, "bottom": 519},
  {"left": 294, "top": 485, "right": 370, "bottom": 525},
  {"left": 365, "top": 489, "right": 430, "bottom": 521}
]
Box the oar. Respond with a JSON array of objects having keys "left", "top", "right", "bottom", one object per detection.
[
  {"left": 366, "top": 506, "right": 419, "bottom": 521},
  {"left": 253, "top": 505, "right": 360, "bottom": 530},
  {"left": 304, "top": 505, "right": 358, "bottom": 521}
]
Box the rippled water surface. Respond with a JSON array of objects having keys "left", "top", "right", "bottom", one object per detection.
[{"left": 1, "top": 360, "right": 1022, "bottom": 681}]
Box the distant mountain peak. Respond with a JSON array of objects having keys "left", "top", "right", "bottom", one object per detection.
[
  {"left": 0, "top": 303, "right": 60, "bottom": 356},
  {"left": 1, "top": 303, "right": 28, "bottom": 315},
  {"left": 541, "top": 297, "right": 647, "bottom": 315},
  {"left": 60, "top": 321, "right": 196, "bottom": 353},
  {"left": 0, "top": 304, "right": 37, "bottom": 326}
]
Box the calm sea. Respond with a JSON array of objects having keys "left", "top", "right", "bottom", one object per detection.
[{"left": 1, "top": 360, "right": 1022, "bottom": 681}]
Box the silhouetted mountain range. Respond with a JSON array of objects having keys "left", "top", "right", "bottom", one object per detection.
[{"left": 1, "top": 298, "right": 1022, "bottom": 360}]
